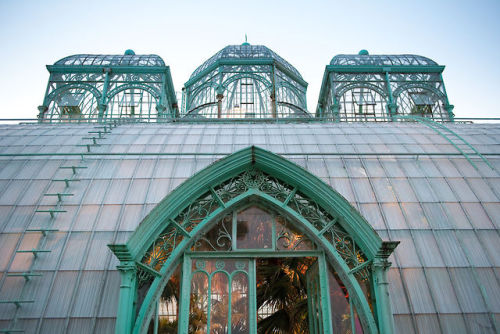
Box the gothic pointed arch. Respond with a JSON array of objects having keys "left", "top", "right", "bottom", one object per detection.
[{"left": 109, "top": 146, "right": 398, "bottom": 334}]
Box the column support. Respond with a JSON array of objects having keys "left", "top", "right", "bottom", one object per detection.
[
  {"left": 115, "top": 261, "right": 138, "bottom": 334},
  {"left": 439, "top": 73, "right": 454, "bottom": 122},
  {"left": 216, "top": 93, "right": 224, "bottom": 119},
  {"left": 384, "top": 71, "right": 397, "bottom": 120},
  {"left": 156, "top": 104, "right": 167, "bottom": 119},
  {"left": 372, "top": 241, "right": 399, "bottom": 334},
  {"left": 271, "top": 64, "right": 278, "bottom": 119},
  {"left": 37, "top": 105, "right": 48, "bottom": 122},
  {"left": 99, "top": 69, "right": 111, "bottom": 122},
  {"left": 331, "top": 100, "right": 340, "bottom": 123},
  {"left": 270, "top": 92, "right": 276, "bottom": 119},
  {"left": 445, "top": 104, "right": 455, "bottom": 122}
]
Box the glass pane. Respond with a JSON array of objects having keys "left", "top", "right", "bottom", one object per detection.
[
  {"left": 210, "top": 273, "right": 229, "bottom": 333},
  {"left": 328, "top": 265, "right": 352, "bottom": 333},
  {"left": 352, "top": 304, "right": 365, "bottom": 334},
  {"left": 189, "top": 272, "right": 209, "bottom": 333},
  {"left": 275, "top": 215, "right": 315, "bottom": 250},
  {"left": 425, "top": 268, "right": 461, "bottom": 313},
  {"left": 236, "top": 207, "right": 272, "bottom": 249},
  {"left": 257, "top": 258, "right": 314, "bottom": 333},
  {"left": 231, "top": 273, "right": 249, "bottom": 333},
  {"left": 192, "top": 214, "right": 233, "bottom": 251},
  {"left": 401, "top": 268, "right": 436, "bottom": 313}
]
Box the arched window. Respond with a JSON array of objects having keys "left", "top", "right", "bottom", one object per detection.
[
  {"left": 109, "top": 147, "right": 398, "bottom": 334},
  {"left": 44, "top": 84, "right": 101, "bottom": 121},
  {"left": 338, "top": 87, "right": 389, "bottom": 122},
  {"left": 395, "top": 85, "right": 449, "bottom": 122}
]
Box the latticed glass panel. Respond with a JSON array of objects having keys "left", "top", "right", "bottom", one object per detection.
[
  {"left": 40, "top": 51, "right": 177, "bottom": 122},
  {"left": 182, "top": 44, "right": 308, "bottom": 119},
  {"left": 191, "top": 205, "right": 316, "bottom": 252},
  {"left": 236, "top": 207, "right": 273, "bottom": 249},
  {"left": 231, "top": 273, "right": 250, "bottom": 333},
  {"left": 146, "top": 264, "right": 181, "bottom": 333},
  {"left": 337, "top": 87, "right": 388, "bottom": 122},
  {"left": 317, "top": 51, "right": 452, "bottom": 122},
  {"left": 397, "top": 87, "right": 448, "bottom": 121},
  {"left": 189, "top": 259, "right": 251, "bottom": 334},
  {"left": 276, "top": 215, "right": 315, "bottom": 251},
  {"left": 192, "top": 214, "right": 233, "bottom": 252},
  {"left": 143, "top": 168, "right": 368, "bottom": 273},
  {"left": 140, "top": 167, "right": 376, "bottom": 333},
  {"left": 47, "top": 88, "right": 99, "bottom": 121},
  {"left": 189, "top": 272, "right": 209, "bottom": 333}
]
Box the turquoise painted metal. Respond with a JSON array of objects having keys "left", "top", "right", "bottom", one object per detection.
[
  {"left": 393, "top": 114, "right": 495, "bottom": 170},
  {"left": 38, "top": 51, "right": 178, "bottom": 122},
  {"left": 109, "top": 146, "right": 399, "bottom": 334},
  {"left": 317, "top": 50, "right": 454, "bottom": 122},
  {"left": 37, "top": 47, "right": 456, "bottom": 123},
  {"left": 182, "top": 43, "right": 309, "bottom": 119}
]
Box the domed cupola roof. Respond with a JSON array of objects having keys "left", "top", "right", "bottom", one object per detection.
[
  {"left": 189, "top": 43, "right": 303, "bottom": 80},
  {"left": 330, "top": 50, "right": 438, "bottom": 66}
]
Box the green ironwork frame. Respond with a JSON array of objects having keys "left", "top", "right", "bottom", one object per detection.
[
  {"left": 393, "top": 114, "right": 495, "bottom": 170},
  {"left": 179, "top": 251, "right": 333, "bottom": 334},
  {"left": 316, "top": 54, "right": 454, "bottom": 122},
  {"left": 38, "top": 53, "right": 178, "bottom": 122},
  {"left": 182, "top": 44, "right": 309, "bottom": 119},
  {"left": 109, "top": 146, "right": 399, "bottom": 334}
]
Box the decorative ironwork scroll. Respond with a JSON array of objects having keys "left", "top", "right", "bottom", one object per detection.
[{"left": 140, "top": 168, "right": 369, "bottom": 282}]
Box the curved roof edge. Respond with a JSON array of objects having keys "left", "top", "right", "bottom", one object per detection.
[
  {"left": 189, "top": 44, "right": 304, "bottom": 81},
  {"left": 330, "top": 52, "right": 439, "bottom": 67},
  {"left": 54, "top": 52, "right": 166, "bottom": 67}
]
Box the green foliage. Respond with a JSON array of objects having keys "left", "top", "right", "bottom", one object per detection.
[{"left": 256, "top": 258, "right": 313, "bottom": 333}]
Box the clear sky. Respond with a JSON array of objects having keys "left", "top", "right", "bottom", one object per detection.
[{"left": 0, "top": 0, "right": 499, "bottom": 119}]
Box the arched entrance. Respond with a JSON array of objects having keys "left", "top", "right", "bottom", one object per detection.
[{"left": 109, "top": 147, "right": 398, "bottom": 334}]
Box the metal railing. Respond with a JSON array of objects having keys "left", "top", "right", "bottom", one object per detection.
[{"left": 0, "top": 116, "right": 499, "bottom": 124}]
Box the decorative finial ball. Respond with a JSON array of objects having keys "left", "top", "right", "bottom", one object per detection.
[
  {"left": 242, "top": 42, "right": 250, "bottom": 46},
  {"left": 358, "top": 49, "right": 369, "bottom": 56},
  {"left": 124, "top": 49, "right": 136, "bottom": 55}
]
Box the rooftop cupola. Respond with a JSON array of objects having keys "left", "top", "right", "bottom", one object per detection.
[
  {"left": 317, "top": 50, "right": 454, "bottom": 122},
  {"left": 39, "top": 50, "right": 178, "bottom": 122},
  {"left": 182, "top": 42, "right": 309, "bottom": 119}
]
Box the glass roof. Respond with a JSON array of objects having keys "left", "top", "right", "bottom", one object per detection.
[
  {"left": 330, "top": 54, "right": 438, "bottom": 66},
  {"left": 190, "top": 44, "right": 303, "bottom": 79},
  {"left": 0, "top": 122, "right": 498, "bottom": 332},
  {"left": 54, "top": 54, "right": 165, "bottom": 67}
]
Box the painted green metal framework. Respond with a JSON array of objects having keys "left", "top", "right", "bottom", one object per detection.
[
  {"left": 38, "top": 50, "right": 178, "bottom": 122},
  {"left": 109, "top": 146, "right": 399, "bottom": 334},
  {"left": 393, "top": 115, "right": 495, "bottom": 170},
  {"left": 316, "top": 50, "right": 454, "bottom": 122},
  {"left": 182, "top": 44, "right": 309, "bottom": 119}
]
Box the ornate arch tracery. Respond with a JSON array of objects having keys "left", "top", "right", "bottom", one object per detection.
[{"left": 109, "top": 146, "right": 398, "bottom": 334}]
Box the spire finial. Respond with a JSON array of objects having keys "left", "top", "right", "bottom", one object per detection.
[{"left": 242, "top": 34, "right": 250, "bottom": 46}]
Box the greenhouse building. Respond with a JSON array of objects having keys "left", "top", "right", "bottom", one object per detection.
[{"left": 0, "top": 44, "right": 499, "bottom": 334}]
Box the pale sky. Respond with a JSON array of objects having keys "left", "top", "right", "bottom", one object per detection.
[{"left": 0, "top": 0, "right": 499, "bottom": 119}]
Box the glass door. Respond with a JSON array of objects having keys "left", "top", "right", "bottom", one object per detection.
[
  {"left": 178, "top": 255, "right": 334, "bottom": 334},
  {"left": 179, "top": 257, "right": 255, "bottom": 334},
  {"left": 307, "top": 261, "right": 323, "bottom": 334}
]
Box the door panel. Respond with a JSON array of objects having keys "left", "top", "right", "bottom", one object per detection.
[
  {"left": 180, "top": 255, "right": 332, "bottom": 334},
  {"left": 181, "top": 258, "right": 253, "bottom": 334}
]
